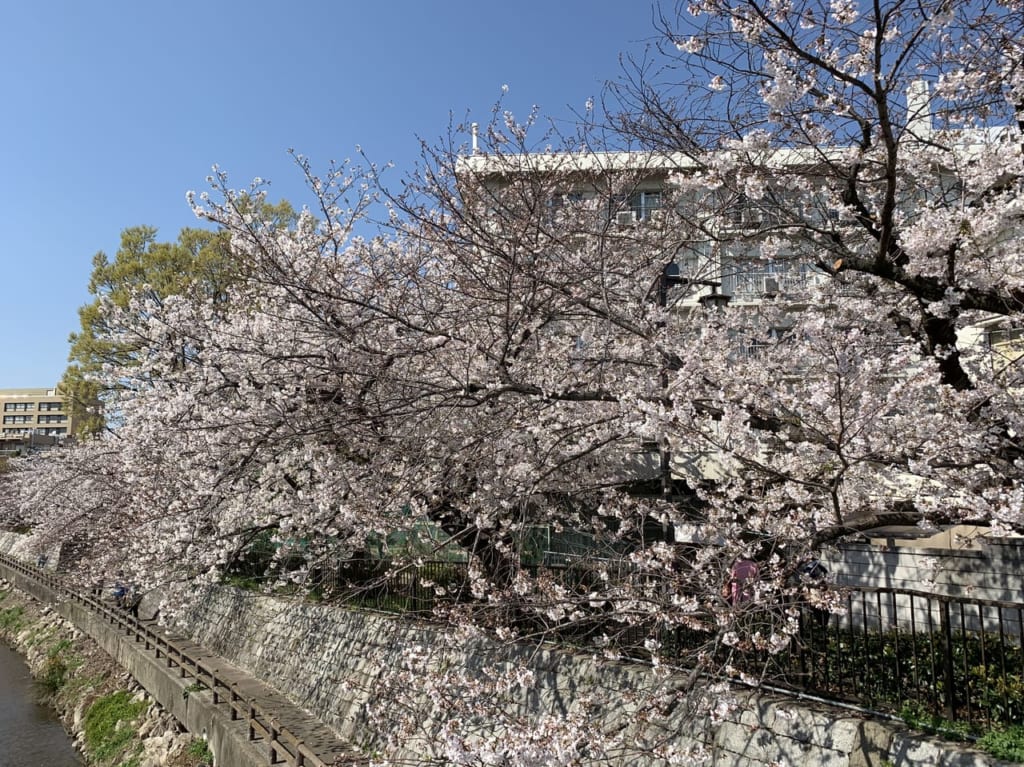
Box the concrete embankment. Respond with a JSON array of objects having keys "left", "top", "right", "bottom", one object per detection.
[
  {"left": 0, "top": 580, "right": 205, "bottom": 767},
  {"left": 0, "top": 551, "right": 358, "bottom": 767},
  {"left": 0, "top": 561, "right": 280, "bottom": 767}
]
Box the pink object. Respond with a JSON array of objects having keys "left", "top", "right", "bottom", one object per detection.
[{"left": 729, "top": 559, "right": 759, "bottom": 605}]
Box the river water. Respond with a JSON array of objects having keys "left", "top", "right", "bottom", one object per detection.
[{"left": 0, "top": 642, "right": 82, "bottom": 766}]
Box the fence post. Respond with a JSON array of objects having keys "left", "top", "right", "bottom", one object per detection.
[
  {"left": 269, "top": 722, "right": 280, "bottom": 764},
  {"left": 940, "top": 599, "right": 956, "bottom": 720}
]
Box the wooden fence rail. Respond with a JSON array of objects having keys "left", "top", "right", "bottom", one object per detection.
[{"left": 0, "top": 554, "right": 335, "bottom": 767}]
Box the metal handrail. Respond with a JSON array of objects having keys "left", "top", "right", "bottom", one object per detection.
[{"left": 0, "top": 554, "right": 338, "bottom": 767}]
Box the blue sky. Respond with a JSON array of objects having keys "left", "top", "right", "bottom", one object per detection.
[{"left": 0, "top": 1, "right": 658, "bottom": 386}]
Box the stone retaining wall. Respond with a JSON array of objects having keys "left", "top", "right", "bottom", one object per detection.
[
  {"left": 171, "top": 584, "right": 1008, "bottom": 766},
  {"left": 0, "top": 530, "right": 1012, "bottom": 766}
]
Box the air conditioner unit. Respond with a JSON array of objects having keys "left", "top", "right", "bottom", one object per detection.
[
  {"left": 616, "top": 210, "right": 637, "bottom": 227},
  {"left": 763, "top": 276, "right": 780, "bottom": 296}
]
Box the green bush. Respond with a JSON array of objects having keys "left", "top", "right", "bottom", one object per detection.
[
  {"left": 978, "top": 725, "right": 1024, "bottom": 762},
  {"left": 36, "top": 638, "right": 77, "bottom": 696},
  {"left": 898, "top": 701, "right": 974, "bottom": 740},
  {"left": 38, "top": 655, "right": 68, "bottom": 695}
]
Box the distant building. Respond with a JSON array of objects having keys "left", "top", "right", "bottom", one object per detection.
[{"left": 0, "top": 387, "right": 74, "bottom": 444}]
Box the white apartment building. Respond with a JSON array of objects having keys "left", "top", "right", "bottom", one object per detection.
[
  {"left": 457, "top": 81, "right": 1019, "bottom": 336},
  {"left": 454, "top": 82, "right": 1022, "bottom": 521}
]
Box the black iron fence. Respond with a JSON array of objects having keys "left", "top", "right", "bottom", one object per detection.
[
  {"left": 318, "top": 558, "right": 1024, "bottom": 729},
  {"left": 775, "top": 588, "right": 1024, "bottom": 728},
  {"left": 314, "top": 557, "right": 472, "bottom": 613}
]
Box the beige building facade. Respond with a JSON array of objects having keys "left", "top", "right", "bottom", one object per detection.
[{"left": 0, "top": 387, "right": 73, "bottom": 442}]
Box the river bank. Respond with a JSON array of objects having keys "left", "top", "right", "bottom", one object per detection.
[{"left": 0, "top": 579, "right": 211, "bottom": 767}]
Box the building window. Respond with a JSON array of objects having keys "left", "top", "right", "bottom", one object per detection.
[
  {"left": 38, "top": 427, "right": 67, "bottom": 436},
  {"left": 37, "top": 414, "right": 67, "bottom": 424},
  {"left": 37, "top": 402, "right": 64, "bottom": 412},
  {"left": 611, "top": 190, "right": 663, "bottom": 225},
  {"left": 988, "top": 327, "right": 1024, "bottom": 347},
  {"left": 629, "top": 190, "right": 662, "bottom": 221},
  {"left": 3, "top": 402, "right": 34, "bottom": 412},
  {"left": 3, "top": 415, "right": 33, "bottom": 424}
]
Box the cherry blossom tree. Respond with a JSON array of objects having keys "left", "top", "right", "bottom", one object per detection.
[
  {"left": 3, "top": 2, "right": 1024, "bottom": 762},
  {"left": 595, "top": 0, "right": 1024, "bottom": 539}
]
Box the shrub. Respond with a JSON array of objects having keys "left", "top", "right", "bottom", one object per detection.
[
  {"left": 38, "top": 655, "right": 68, "bottom": 695},
  {"left": 36, "top": 638, "right": 77, "bottom": 697},
  {"left": 978, "top": 725, "right": 1024, "bottom": 762}
]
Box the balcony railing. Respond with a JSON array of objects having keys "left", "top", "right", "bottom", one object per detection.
[{"left": 723, "top": 265, "right": 824, "bottom": 300}]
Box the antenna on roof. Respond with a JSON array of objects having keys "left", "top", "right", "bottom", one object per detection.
[{"left": 471, "top": 123, "right": 479, "bottom": 154}]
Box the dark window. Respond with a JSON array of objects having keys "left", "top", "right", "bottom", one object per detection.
[{"left": 628, "top": 191, "right": 662, "bottom": 221}]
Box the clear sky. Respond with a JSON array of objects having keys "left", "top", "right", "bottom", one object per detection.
[{"left": 0, "top": 0, "right": 658, "bottom": 387}]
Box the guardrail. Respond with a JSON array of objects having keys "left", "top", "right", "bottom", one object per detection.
[{"left": 0, "top": 554, "right": 342, "bottom": 767}]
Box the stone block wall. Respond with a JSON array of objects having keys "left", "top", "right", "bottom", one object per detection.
[{"left": 170, "top": 585, "right": 1005, "bottom": 766}]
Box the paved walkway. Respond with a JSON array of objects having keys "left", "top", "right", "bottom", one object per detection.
[
  {"left": 1, "top": 555, "right": 362, "bottom": 766},
  {"left": 139, "top": 614, "right": 361, "bottom": 765}
]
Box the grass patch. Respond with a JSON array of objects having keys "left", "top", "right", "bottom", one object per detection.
[
  {"left": 187, "top": 737, "right": 214, "bottom": 764},
  {"left": 83, "top": 690, "right": 150, "bottom": 764},
  {"left": 0, "top": 605, "right": 25, "bottom": 631},
  {"left": 61, "top": 672, "right": 105, "bottom": 699}
]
